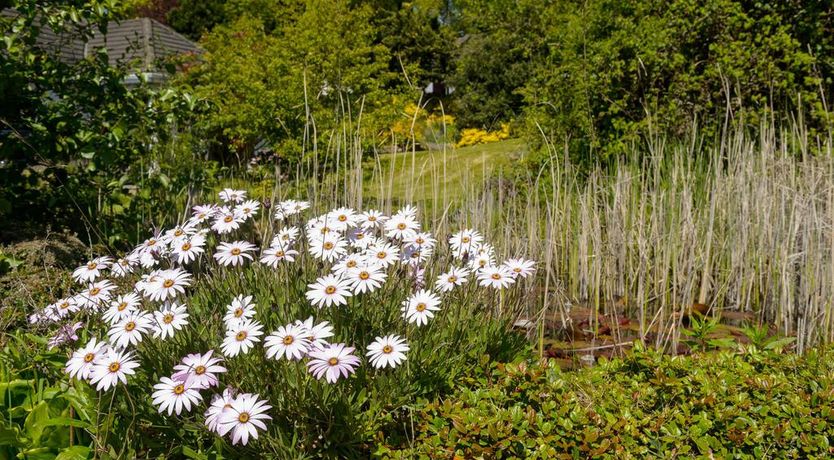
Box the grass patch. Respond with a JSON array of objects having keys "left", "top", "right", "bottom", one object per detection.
[{"left": 363, "top": 139, "right": 526, "bottom": 203}]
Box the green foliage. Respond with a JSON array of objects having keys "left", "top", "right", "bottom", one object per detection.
[
  {"left": 0, "top": 332, "right": 99, "bottom": 460},
  {"left": 521, "top": 0, "right": 833, "bottom": 160},
  {"left": 0, "top": 0, "right": 217, "bottom": 246},
  {"left": 381, "top": 347, "right": 834, "bottom": 458},
  {"left": 181, "top": 0, "right": 418, "bottom": 164}
]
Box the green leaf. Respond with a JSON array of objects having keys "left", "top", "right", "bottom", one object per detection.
[
  {"left": 23, "top": 401, "right": 50, "bottom": 444},
  {"left": 56, "top": 446, "right": 93, "bottom": 460},
  {"left": 764, "top": 337, "right": 796, "bottom": 351}
]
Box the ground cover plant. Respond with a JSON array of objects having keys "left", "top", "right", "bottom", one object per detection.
[
  {"left": 380, "top": 346, "right": 834, "bottom": 459},
  {"left": 9, "top": 190, "right": 534, "bottom": 458}
]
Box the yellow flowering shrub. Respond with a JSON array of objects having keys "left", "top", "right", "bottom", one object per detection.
[{"left": 456, "top": 123, "right": 511, "bottom": 148}]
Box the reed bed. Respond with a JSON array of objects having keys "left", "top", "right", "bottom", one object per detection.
[{"left": 274, "top": 118, "right": 834, "bottom": 353}]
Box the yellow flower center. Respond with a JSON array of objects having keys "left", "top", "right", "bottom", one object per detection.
[
  {"left": 231, "top": 248, "right": 241, "bottom": 256},
  {"left": 163, "top": 313, "right": 174, "bottom": 324},
  {"left": 108, "top": 362, "right": 120, "bottom": 372},
  {"left": 238, "top": 412, "right": 250, "bottom": 423},
  {"left": 376, "top": 252, "right": 387, "bottom": 259},
  {"left": 479, "top": 260, "right": 487, "bottom": 267},
  {"left": 416, "top": 238, "right": 424, "bottom": 244},
  {"left": 325, "top": 286, "right": 336, "bottom": 295},
  {"left": 87, "top": 262, "right": 97, "bottom": 270},
  {"left": 124, "top": 321, "right": 136, "bottom": 332},
  {"left": 148, "top": 239, "right": 157, "bottom": 246},
  {"left": 117, "top": 302, "right": 128, "bottom": 311},
  {"left": 181, "top": 242, "right": 192, "bottom": 251},
  {"left": 323, "top": 241, "right": 334, "bottom": 250},
  {"left": 234, "top": 308, "right": 243, "bottom": 318},
  {"left": 356, "top": 233, "right": 364, "bottom": 240},
  {"left": 513, "top": 267, "right": 522, "bottom": 273},
  {"left": 328, "top": 357, "right": 339, "bottom": 366},
  {"left": 382, "top": 345, "right": 393, "bottom": 354},
  {"left": 236, "top": 331, "right": 247, "bottom": 341},
  {"left": 462, "top": 236, "right": 470, "bottom": 243},
  {"left": 368, "top": 216, "right": 376, "bottom": 221},
  {"left": 275, "top": 250, "right": 285, "bottom": 257},
  {"left": 346, "top": 260, "right": 357, "bottom": 268},
  {"left": 224, "top": 215, "right": 233, "bottom": 223},
  {"left": 195, "top": 365, "right": 206, "bottom": 375},
  {"left": 491, "top": 273, "right": 501, "bottom": 280},
  {"left": 84, "top": 353, "right": 95, "bottom": 363},
  {"left": 448, "top": 275, "right": 457, "bottom": 283},
  {"left": 163, "top": 279, "right": 174, "bottom": 288},
  {"left": 397, "top": 223, "right": 406, "bottom": 230},
  {"left": 359, "top": 271, "right": 370, "bottom": 280},
  {"left": 338, "top": 215, "right": 347, "bottom": 222},
  {"left": 60, "top": 302, "right": 71, "bottom": 310},
  {"left": 415, "top": 303, "right": 426, "bottom": 312},
  {"left": 283, "top": 335, "right": 294, "bottom": 345},
  {"left": 174, "top": 229, "right": 184, "bottom": 236},
  {"left": 173, "top": 384, "right": 185, "bottom": 395},
  {"left": 89, "top": 287, "right": 101, "bottom": 296}
]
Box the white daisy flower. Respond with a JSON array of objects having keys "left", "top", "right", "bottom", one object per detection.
[
  {"left": 435, "top": 267, "right": 470, "bottom": 292},
  {"left": 305, "top": 274, "right": 353, "bottom": 308},
  {"left": 309, "top": 235, "right": 348, "bottom": 262},
  {"left": 110, "top": 255, "right": 138, "bottom": 278},
  {"left": 346, "top": 265, "right": 387, "bottom": 294},
  {"left": 307, "top": 343, "right": 361, "bottom": 383},
  {"left": 468, "top": 252, "right": 495, "bottom": 272},
  {"left": 366, "top": 335, "right": 409, "bottom": 369},
  {"left": 346, "top": 227, "right": 373, "bottom": 249},
  {"left": 402, "top": 289, "right": 442, "bottom": 326},
  {"left": 191, "top": 204, "right": 218, "bottom": 224},
  {"left": 234, "top": 199, "right": 260, "bottom": 221},
  {"left": 223, "top": 295, "right": 257, "bottom": 328},
  {"left": 78, "top": 280, "right": 117, "bottom": 310},
  {"left": 89, "top": 349, "right": 139, "bottom": 391},
  {"left": 72, "top": 256, "right": 112, "bottom": 283},
  {"left": 212, "top": 207, "right": 245, "bottom": 234},
  {"left": 172, "top": 350, "right": 226, "bottom": 389},
  {"left": 65, "top": 337, "right": 108, "bottom": 380},
  {"left": 102, "top": 293, "right": 142, "bottom": 324},
  {"left": 217, "top": 393, "right": 272, "bottom": 446},
  {"left": 274, "top": 199, "right": 309, "bottom": 220},
  {"left": 205, "top": 388, "right": 236, "bottom": 433},
  {"left": 272, "top": 226, "right": 300, "bottom": 246},
  {"left": 503, "top": 258, "right": 536, "bottom": 278},
  {"left": 52, "top": 296, "right": 80, "bottom": 319},
  {"left": 449, "top": 229, "right": 483, "bottom": 258},
  {"left": 219, "top": 188, "right": 246, "bottom": 203},
  {"left": 331, "top": 253, "right": 364, "bottom": 277},
  {"left": 401, "top": 245, "right": 432, "bottom": 267},
  {"left": 384, "top": 213, "right": 420, "bottom": 240},
  {"left": 367, "top": 243, "right": 400, "bottom": 268},
  {"left": 147, "top": 268, "right": 192, "bottom": 302},
  {"left": 477, "top": 265, "right": 516, "bottom": 289},
  {"left": 172, "top": 233, "right": 206, "bottom": 265},
  {"left": 153, "top": 303, "right": 189, "bottom": 340},
  {"left": 259, "top": 244, "right": 299, "bottom": 267},
  {"left": 152, "top": 376, "right": 203, "bottom": 416},
  {"left": 326, "top": 207, "right": 359, "bottom": 231},
  {"left": 214, "top": 241, "right": 257, "bottom": 267},
  {"left": 164, "top": 222, "right": 197, "bottom": 242},
  {"left": 264, "top": 323, "right": 311, "bottom": 361},
  {"left": 395, "top": 204, "right": 418, "bottom": 218},
  {"left": 404, "top": 232, "right": 436, "bottom": 250},
  {"left": 359, "top": 209, "right": 387, "bottom": 229},
  {"left": 221, "top": 319, "right": 264, "bottom": 357},
  {"left": 295, "top": 317, "right": 334, "bottom": 350},
  {"left": 108, "top": 311, "right": 153, "bottom": 349}
]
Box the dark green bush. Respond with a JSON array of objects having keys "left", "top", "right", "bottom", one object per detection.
[{"left": 379, "top": 346, "right": 834, "bottom": 459}]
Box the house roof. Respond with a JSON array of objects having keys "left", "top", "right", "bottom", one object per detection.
[{"left": 2, "top": 9, "right": 200, "bottom": 70}]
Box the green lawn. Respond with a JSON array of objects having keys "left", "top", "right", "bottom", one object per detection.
[{"left": 363, "top": 138, "right": 526, "bottom": 202}]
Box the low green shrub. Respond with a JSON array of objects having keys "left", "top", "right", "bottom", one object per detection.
[{"left": 379, "top": 346, "right": 834, "bottom": 459}]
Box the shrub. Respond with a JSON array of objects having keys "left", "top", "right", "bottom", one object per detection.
[
  {"left": 380, "top": 346, "right": 834, "bottom": 459},
  {"left": 18, "top": 194, "right": 534, "bottom": 458}
]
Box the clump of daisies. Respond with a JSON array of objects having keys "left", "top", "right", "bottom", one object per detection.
[{"left": 40, "top": 188, "right": 534, "bottom": 447}]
